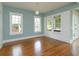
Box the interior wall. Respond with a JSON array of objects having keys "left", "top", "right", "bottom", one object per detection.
[
  {"left": 44, "top": 11, "right": 72, "bottom": 43},
  {"left": 0, "top": 3, "right": 3, "bottom": 48},
  {"left": 3, "top": 5, "right": 44, "bottom": 41}
]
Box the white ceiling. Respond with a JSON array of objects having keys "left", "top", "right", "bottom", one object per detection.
[{"left": 3, "top": 2, "right": 72, "bottom": 13}]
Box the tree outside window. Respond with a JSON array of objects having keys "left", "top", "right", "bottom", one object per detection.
[
  {"left": 54, "top": 15, "right": 61, "bottom": 32},
  {"left": 47, "top": 16, "right": 53, "bottom": 31}
]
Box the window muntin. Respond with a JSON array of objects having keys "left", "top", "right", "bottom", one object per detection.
[
  {"left": 34, "top": 16, "right": 41, "bottom": 32},
  {"left": 10, "top": 12, "right": 23, "bottom": 35},
  {"left": 47, "top": 16, "right": 53, "bottom": 31},
  {"left": 54, "top": 15, "right": 61, "bottom": 32}
]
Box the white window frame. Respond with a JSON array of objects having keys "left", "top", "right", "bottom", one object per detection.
[
  {"left": 34, "top": 16, "right": 41, "bottom": 33},
  {"left": 10, "top": 12, "right": 23, "bottom": 35},
  {"left": 53, "top": 15, "right": 61, "bottom": 31},
  {"left": 46, "top": 16, "right": 53, "bottom": 31}
]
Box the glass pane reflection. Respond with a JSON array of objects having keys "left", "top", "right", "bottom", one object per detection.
[
  {"left": 12, "top": 45, "right": 22, "bottom": 56},
  {"left": 34, "top": 40, "right": 42, "bottom": 56}
]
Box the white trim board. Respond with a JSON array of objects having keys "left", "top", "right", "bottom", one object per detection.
[
  {"left": 3, "top": 34, "right": 45, "bottom": 44},
  {"left": 45, "top": 35, "right": 70, "bottom": 43},
  {"left": 70, "top": 37, "right": 79, "bottom": 44},
  {"left": 3, "top": 34, "right": 71, "bottom": 45},
  {"left": 70, "top": 39, "right": 74, "bottom": 44}
]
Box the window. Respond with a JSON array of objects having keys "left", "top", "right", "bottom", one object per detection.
[
  {"left": 10, "top": 12, "right": 23, "bottom": 35},
  {"left": 47, "top": 16, "right": 52, "bottom": 31},
  {"left": 54, "top": 15, "right": 61, "bottom": 32},
  {"left": 34, "top": 16, "right": 41, "bottom": 32}
]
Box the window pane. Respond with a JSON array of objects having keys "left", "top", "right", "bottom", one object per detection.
[
  {"left": 34, "top": 16, "right": 41, "bottom": 32},
  {"left": 10, "top": 12, "right": 23, "bottom": 34},
  {"left": 12, "top": 24, "right": 19, "bottom": 33},
  {"left": 54, "top": 15, "right": 61, "bottom": 30},
  {"left": 12, "top": 15, "right": 16, "bottom": 24},
  {"left": 18, "top": 16, "right": 21, "bottom": 24},
  {"left": 47, "top": 19, "right": 52, "bottom": 31}
]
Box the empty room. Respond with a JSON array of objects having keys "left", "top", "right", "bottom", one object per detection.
[{"left": 0, "top": 2, "right": 79, "bottom": 56}]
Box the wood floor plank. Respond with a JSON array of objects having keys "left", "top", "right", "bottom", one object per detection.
[{"left": 0, "top": 36, "right": 72, "bottom": 56}]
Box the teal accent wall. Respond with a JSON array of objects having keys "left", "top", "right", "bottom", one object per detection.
[{"left": 3, "top": 5, "right": 44, "bottom": 40}]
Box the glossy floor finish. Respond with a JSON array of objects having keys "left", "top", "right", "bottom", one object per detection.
[{"left": 0, "top": 36, "right": 72, "bottom": 56}]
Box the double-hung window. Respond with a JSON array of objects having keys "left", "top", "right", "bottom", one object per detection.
[
  {"left": 47, "top": 16, "right": 53, "bottom": 31},
  {"left": 54, "top": 15, "right": 61, "bottom": 32},
  {"left": 10, "top": 12, "right": 23, "bottom": 35},
  {"left": 34, "top": 16, "right": 41, "bottom": 32}
]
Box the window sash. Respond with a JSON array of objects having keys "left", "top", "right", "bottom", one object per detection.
[
  {"left": 34, "top": 16, "right": 41, "bottom": 32},
  {"left": 47, "top": 18, "right": 53, "bottom": 31},
  {"left": 54, "top": 15, "right": 61, "bottom": 30},
  {"left": 10, "top": 12, "right": 23, "bottom": 35}
]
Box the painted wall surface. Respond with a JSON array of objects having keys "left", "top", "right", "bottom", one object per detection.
[
  {"left": 44, "top": 11, "right": 72, "bottom": 43},
  {"left": 3, "top": 5, "right": 44, "bottom": 40},
  {"left": 0, "top": 3, "right": 3, "bottom": 48}
]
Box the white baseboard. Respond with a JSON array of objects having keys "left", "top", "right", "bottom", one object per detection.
[
  {"left": 70, "top": 37, "right": 79, "bottom": 44},
  {"left": 3, "top": 34, "right": 70, "bottom": 45},
  {"left": 70, "top": 39, "right": 74, "bottom": 44},
  {"left": 3, "top": 34, "right": 45, "bottom": 44},
  {"left": 46, "top": 35, "right": 70, "bottom": 43}
]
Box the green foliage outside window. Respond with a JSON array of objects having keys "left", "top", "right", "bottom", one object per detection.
[
  {"left": 47, "top": 19, "right": 52, "bottom": 31},
  {"left": 54, "top": 15, "right": 61, "bottom": 31}
]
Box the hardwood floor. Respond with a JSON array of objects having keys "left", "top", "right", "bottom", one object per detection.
[{"left": 0, "top": 36, "right": 72, "bottom": 56}]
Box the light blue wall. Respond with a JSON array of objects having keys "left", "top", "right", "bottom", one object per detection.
[
  {"left": 0, "top": 3, "right": 3, "bottom": 47},
  {"left": 3, "top": 2, "right": 79, "bottom": 41},
  {"left": 3, "top": 5, "right": 44, "bottom": 40}
]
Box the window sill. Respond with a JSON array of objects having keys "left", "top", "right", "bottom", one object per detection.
[
  {"left": 10, "top": 32, "right": 23, "bottom": 35},
  {"left": 47, "top": 30, "right": 52, "bottom": 31},
  {"left": 54, "top": 30, "right": 61, "bottom": 32},
  {"left": 35, "top": 31, "right": 41, "bottom": 33}
]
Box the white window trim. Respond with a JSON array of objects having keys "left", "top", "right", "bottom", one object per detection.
[
  {"left": 46, "top": 16, "right": 53, "bottom": 31},
  {"left": 10, "top": 12, "right": 23, "bottom": 35},
  {"left": 34, "top": 16, "right": 41, "bottom": 33},
  {"left": 54, "top": 15, "right": 61, "bottom": 31}
]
